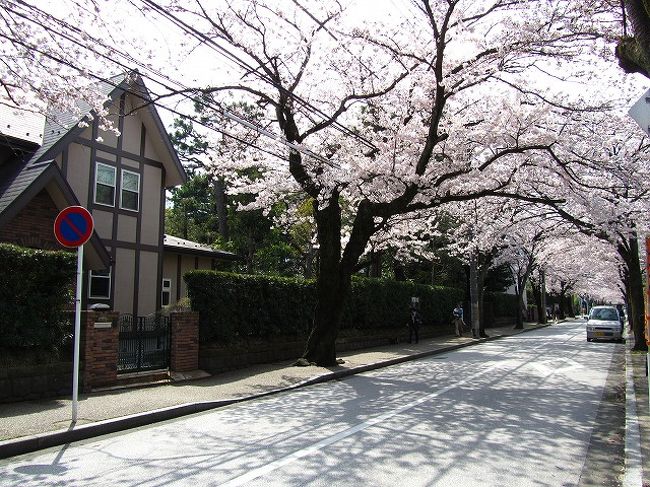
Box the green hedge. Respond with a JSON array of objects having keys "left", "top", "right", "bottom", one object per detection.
[
  {"left": 485, "top": 291, "right": 518, "bottom": 318},
  {"left": 185, "top": 271, "right": 464, "bottom": 343},
  {"left": 0, "top": 244, "right": 75, "bottom": 349},
  {"left": 185, "top": 271, "right": 315, "bottom": 343},
  {"left": 482, "top": 291, "right": 518, "bottom": 326}
]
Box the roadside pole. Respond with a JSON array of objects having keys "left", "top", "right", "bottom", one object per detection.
[
  {"left": 643, "top": 236, "right": 650, "bottom": 410},
  {"left": 628, "top": 91, "right": 650, "bottom": 409},
  {"left": 71, "top": 244, "right": 83, "bottom": 422},
  {"left": 53, "top": 206, "right": 94, "bottom": 424}
]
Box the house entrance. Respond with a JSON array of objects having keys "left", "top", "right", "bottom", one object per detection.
[{"left": 117, "top": 313, "right": 170, "bottom": 373}]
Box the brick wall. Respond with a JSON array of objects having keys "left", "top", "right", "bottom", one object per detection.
[
  {"left": 82, "top": 311, "right": 119, "bottom": 389},
  {"left": 170, "top": 311, "right": 199, "bottom": 372},
  {"left": 0, "top": 189, "right": 63, "bottom": 250}
]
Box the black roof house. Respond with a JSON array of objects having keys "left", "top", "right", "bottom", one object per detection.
[{"left": 0, "top": 71, "right": 185, "bottom": 269}]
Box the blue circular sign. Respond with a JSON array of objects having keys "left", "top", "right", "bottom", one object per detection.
[{"left": 54, "top": 206, "right": 94, "bottom": 248}]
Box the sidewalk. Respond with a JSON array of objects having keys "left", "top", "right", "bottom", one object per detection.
[{"left": 627, "top": 344, "right": 650, "bottom": 487}]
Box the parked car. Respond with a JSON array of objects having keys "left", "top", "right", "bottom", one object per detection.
[{"left": 586, "top": 306, "right": 623, "bottom": 342}]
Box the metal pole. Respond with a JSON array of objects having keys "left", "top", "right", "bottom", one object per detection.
[
  {"left": 72, "top": 244, "right": 83, "bottom": 423},
  {"left": 469, "top": 250, "right": 480, "bottom": 338}
]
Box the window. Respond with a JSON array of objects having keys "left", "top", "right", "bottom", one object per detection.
[
  {"left": 161, "top": 278, "right": 172, "bottom": 307},
  {"left": 89, "top": 268, "right": 111, "bottom": 299},
  {"left": 120, "top": 170, "right": 140, "bottom": 211},
  {"left": 94, "top": 163, "right": 116, "bottom": 206}
]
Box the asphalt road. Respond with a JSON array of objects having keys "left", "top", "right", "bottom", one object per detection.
[{"left": 0, "top": 321, "right": 624, "bottom": 486}]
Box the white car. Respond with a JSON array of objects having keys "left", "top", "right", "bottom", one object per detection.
[{"left": 586, "top": 306, "right": 623, "bottom": 342}]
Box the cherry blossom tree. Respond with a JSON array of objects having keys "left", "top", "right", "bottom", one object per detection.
[
  {"left": 145, "top": 0, "right": 633, "bottom": 365},
  {"left": 543, "top": 110, "right": 650, "bottom": 350},
  {"left": 538, "top": 233, "right": 625, "bottom": 317},
  {"left": 2, "top": 0, "right": 643, "bottom": 364}
]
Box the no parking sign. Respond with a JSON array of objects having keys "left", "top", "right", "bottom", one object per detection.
[
  {"left": 53, "top": 206, "right": 94, "bottom": 422},
  {"left": 54, "top": 206, "right": 94, "bottom": 248}
]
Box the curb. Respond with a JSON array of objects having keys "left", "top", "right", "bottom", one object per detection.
[{"left": 0, "top": 324, "right": 548, "bottom": 460}]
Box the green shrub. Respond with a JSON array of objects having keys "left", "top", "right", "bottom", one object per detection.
[
  {"left": 343, "top": 277, "right": 462, "bottom": 330},
  {"left": 185, "top": 271, "right": 464, "bottom": 344},
  {"left": 484, "top": 291, "right": 518, "bottom": 319},
  {"left": 0, "top": 244, "right": 75, "bottom": 350},
  {"left": 185, "top": 271, "right": 315, "bottom": 343}
]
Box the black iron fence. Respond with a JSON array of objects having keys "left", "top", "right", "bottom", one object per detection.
[{"left": 117, "top": 313, "right": 170, "bottom": 373}]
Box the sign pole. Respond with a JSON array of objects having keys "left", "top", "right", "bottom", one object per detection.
[
  {"left": 646, "top": 237, "right": 650, "bottom": 411},
  {"left": 72, "top": 244, "right": 83, "bottom": 423},
  {"left": 53, "top": 206, "right": 94, "bottom": 424}
]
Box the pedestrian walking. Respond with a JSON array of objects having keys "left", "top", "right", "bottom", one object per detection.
[
  {"left": 408, "top": 300, "right": 422, "bottom": 344},
  {"left": 453, "top": 302, "right": 466, "bottom": 337}
]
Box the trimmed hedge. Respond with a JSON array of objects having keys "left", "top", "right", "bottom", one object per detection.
[
  {"left": 485, "top": 291, "right": 518, "bottom": 318},
  {"left": 0, "top": 244, "right": 75, "bottom": 350},
  {"left": 186, "top": 271, "right": 315, "bottom": 343},
  {"left": 185, "top": 270, "right": 464, "bottom": 343}
]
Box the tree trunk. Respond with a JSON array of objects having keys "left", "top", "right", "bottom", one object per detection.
[
  {"left": 214, "top": 177, "right": 229, "bottom": 241},
  {"left": 540, "top": 270, "right": 547, "bottom": 324},
  {"left": 304, "top": 243, "right": 317, "bottom": 279},
  {"left": 514, "top": 284, "right": 525, "bottom": 329},
  {"left": 301, "top": 198, "right": 375, "bottom": 365},
  {"left": 531, "top": 275, "right": 542, "bottom": 324},
  {"left": 559, "top": 289, "right": 567, "bottom": 319},
  {"left": 246, "top": 235, "right": 254, "bottom": 274},
  {"left": 369, "top": 250, "right": 382, "bottom": 278},
  {"left": 302, "top": 198, "right": 343, "bottom": 365},
  {"left": 514, "top": 263, "right": 534, "bottom": 330},
  {"left": 618, "top": 235, "right": 647, "bottom": 351},
  {"left": 393, "top": 261, "right": 406, "bottom": 281}
]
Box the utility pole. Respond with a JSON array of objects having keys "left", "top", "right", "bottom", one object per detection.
[
  {"left": 540, "top": 269, "right": 547, "bottom": 324},
  {"left": 470, "top": 250, "right": 480, "bottom": 338}
]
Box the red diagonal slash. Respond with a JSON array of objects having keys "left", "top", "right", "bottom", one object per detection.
[{"left": 63, "top": 215, "right": 85, "bottom": 239}]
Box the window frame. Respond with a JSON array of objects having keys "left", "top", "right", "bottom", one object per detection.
[
  {"left": 94, "top": 163, "right": 117, "bottom": 207},
  {"left": 120, "top": 169, "right": 141, "bottom": 212},
  {"left": 89, "top": 268, "right": 112, "bottom": 299}
]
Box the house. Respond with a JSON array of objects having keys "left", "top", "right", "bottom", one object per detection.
[{"left": 0, "top": 72, "right": 237, "bottom": 317}]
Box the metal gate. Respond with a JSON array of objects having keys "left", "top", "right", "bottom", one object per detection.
[{"left": 118, "top": 313, "right": 170, "bottom": 373}]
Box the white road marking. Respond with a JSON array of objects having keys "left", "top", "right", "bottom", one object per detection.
[{"left": 220, "top": 360, "right": 504, "bottom": 486}]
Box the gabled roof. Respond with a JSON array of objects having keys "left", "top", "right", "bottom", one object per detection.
[
  {"left": 0, "top": 104, "right": 44, "bottom": 146},
  {"left": 0, "top": 158, "right": 111, "bottom": 270},
  {"left": 164, "top": 234, "right": 241, "bottom": 261},
  {"left": 29, "top": 71, "right": 186, "bottom": 187},
  {"left": 0, "top": 71, "right": 187, "bottom": 270}
]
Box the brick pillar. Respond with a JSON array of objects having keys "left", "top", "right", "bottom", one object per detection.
[
  {"left": 82, "top": 311, "right": 119, "bottom": 390},
  {"left": 170, "top": 311, "right": 199, "bottom": 372}
]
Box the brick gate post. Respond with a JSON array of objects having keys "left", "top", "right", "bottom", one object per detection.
[
  {"left": 82, "top": 310, "right": 119, "bottom": 390},
  {"left": 170, "top": 311, "right": 199, "bottom": 372}
]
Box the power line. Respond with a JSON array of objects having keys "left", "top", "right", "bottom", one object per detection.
[
  {"left": 3, "top": 0, "right": 340, "bottom": 168},
  {"left": 138, "top": 0, "right": 378, "bottom": 151}
]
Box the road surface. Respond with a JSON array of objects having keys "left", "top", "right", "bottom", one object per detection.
[{"left": 0, "top": 321, "right": 624, "bottom": 486}]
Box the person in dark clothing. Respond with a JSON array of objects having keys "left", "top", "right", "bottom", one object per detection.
[{"left": 408, "top": 301, "right": 422, "bottom": 344}]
